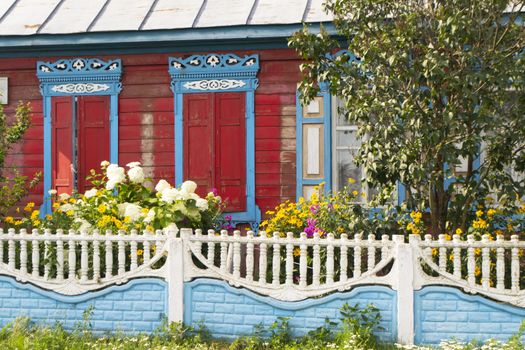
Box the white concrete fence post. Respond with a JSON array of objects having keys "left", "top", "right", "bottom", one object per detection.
[
  {"left": 392, "top": 234, "right": 415, "bottom": 345},
  {"left": 167, "top": 227, "right": 192, "bottom": 323}
]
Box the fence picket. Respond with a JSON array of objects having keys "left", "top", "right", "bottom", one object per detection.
[
  {"left": 272, "top": 232, "right": 280, "bottom": 286},
  {"left": 68, "top": 230, "right": 76, "bottom": 280},
  {"left": 258, "top": 232, "right": 268, "bottom": 285},
  {"left": 246, "top": 231, "right": 254, "bottom": 282}
]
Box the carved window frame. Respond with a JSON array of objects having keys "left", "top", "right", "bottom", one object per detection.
[
  {"left": 169, "top": 53, "right": 260, "bottom": 227},
  {"left": 36, "top": 58, "right": 123, "bottom": 214}
]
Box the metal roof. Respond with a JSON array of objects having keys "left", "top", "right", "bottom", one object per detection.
[{"left": 0, "top": 0, "right": 333, "bottom": 36}]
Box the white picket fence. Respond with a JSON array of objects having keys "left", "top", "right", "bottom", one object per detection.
[
  {"left": 0, "top": 228, "right": 168, "bottom": 295},
  {"left": 0, "top": 227, "right": 524, "bottom": 343}
]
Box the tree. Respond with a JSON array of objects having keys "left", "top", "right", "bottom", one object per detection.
[
  {"left": 0, "top": 102, "right": 40, "bottom": 218},
  {"left": 289, "top": 0, "right": 525, "bottom": 235}
]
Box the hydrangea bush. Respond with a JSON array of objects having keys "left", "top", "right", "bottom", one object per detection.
[{"left": 3, "top": 161, "right": 223, "bottom": 234}]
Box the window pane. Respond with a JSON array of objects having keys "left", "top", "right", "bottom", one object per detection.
[
  {"left": 336, "top": 149, "right": 362, "bottom": 191},
  {"left": 336, "top": 130, "right": 362, "bottom": 148}
]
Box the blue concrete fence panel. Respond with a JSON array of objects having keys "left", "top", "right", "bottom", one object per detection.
[
  {"left": 184, "top": 278, "right": 397, "bottom": 341},
  {"left": 0, "top": 276, "right": 167, "bottom": 333},
  {"left": 415, "top": 286, "right": 525, "bottom": 344}
]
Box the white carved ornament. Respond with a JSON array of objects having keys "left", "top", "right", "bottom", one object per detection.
[
  {"left": 183, "top": 233, "right": 395, "bottom": 302},
  {"left": 183, "top": 79, "right": 246, "bottom": 91},
  {"left": 51, "top": 83, "right": 110, "bottom": 94},
  {"left": 412, "top": 240, "right": 525, "bottom": 307}
]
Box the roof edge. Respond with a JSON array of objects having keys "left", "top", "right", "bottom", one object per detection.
[{"left": 0, "top": 23, "right": 336, "bottom": 57}]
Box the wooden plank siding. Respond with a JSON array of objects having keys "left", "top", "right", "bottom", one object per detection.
[{"left": 0, "top": 48, "right": 301, "bottom": 217}]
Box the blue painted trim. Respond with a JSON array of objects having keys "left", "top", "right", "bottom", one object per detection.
[
  {"left": 295, "top": 87, "right": 332, "bottom": 200},
  {"left": 36, "top": 58, "right": 123, "bottom": 215},
  {"left": 170, "top": 53, "right": 260, "bottom": 226},
  {"left": 184, "top": 278, "right": 397, "bottom": 337},
  {"left": 414, "top": 285, "right": 525, "bottom": 344},
  {"left": 296, "top": 91, "right": 303, "bottom": 199},
  {"left": 0, "top": 275, "right": 166, "bottom": 304},
  {"left": 42, "top": 96, "right": 52, "bottom": 215},
  {"left": 0, "top": 24, "right": 337, "bottom": 57}
]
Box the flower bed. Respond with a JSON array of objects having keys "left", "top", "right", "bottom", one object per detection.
[{"left": 3, "top": 161, "right": 223, "bottom": 234}]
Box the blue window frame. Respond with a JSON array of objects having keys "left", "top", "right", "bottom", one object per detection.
[
  {"left": 36, "top": 58, "right": 123, "bottom": 215},
  {"left": 168, "top": 53, "right": 261, "bottom": 227}
]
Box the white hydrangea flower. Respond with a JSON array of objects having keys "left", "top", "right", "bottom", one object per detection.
[
  {"left": 196, "top": 198, "right": 209, "bottom": 211},
  {"left": 126, "top": 161, "right": 141, "bottom": 168},
  {"left": 106, "top": 164, "right": 126, "bottom": 185},
  {"left": 163, "top": 223, "right": 179, "bottom": 235},
  {"left": 127, "top": 166, "right": 145, "bottom": 184},
  {"left": 58, "top": 203, "right": 75, "bottom": 212},
  {"left": 100, "top": 160, "right": 110, "bottom": 167},
  {"left": 48, "top": 189, "right": 57, "bottom": 195},
  {"left": 155, "top": 179, "right": 171, "bottom": 193},
  {"left": 124, "top": 203, "right": 142, "bottom": 222},
  {"left": 117, "top": 202, "right": 142, "bottom": 222},
  {"left": 181, "top": 180, "right": 197, "bottom": 194},
  {"left": 189, "top": 193, "right": 200, "bottom": 200},
  {"left": 106, "top": 180, "right": 118, "bottom": 191},
  {"left": 160, "top": 188, "right": 180, "bottom": 204},
  {"left": 74, "top": 218, "right": 92, "bottom": 232},
  {"left": 58, "top": 193, "right": 70, "bottom": 201},
  {"left": 84, "top": 188, "right": 97, "bottom": 199},
  {"left": 143, "top": 208, "right": 155, "bottom": 223}
]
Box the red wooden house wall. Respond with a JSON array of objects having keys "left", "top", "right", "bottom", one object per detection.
[{"left": 0, "top": 49, "right": 301, "bottom": 217}]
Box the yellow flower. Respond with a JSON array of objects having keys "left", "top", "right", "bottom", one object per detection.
[
  {"left": 507, "top": 223, "right": 513, "bottom": 231},
  {"left": 5, "top": 216, "right": 14, "bottom": 224},
  {"left": 123, "top": 216, "right": 131, "bottom": 223},
  {"left": 24, "top": 202, "right": 35, "bottom": 212},
  {"left": 476, "top": 210, "right": 483, "bottom": 218},
  {"left": 98, "top": 204, "right": 107, "bottom": 214},
  {"left": 455, "top": 228, "right": 463, "bottom": 235},
  {"left": 475, "top": 266, "right": 481, "bottom": 277},
  {"left": 432, "top": 248, "right": 438, "bottom": 257},
  {"left": 66, "top": 210, "right": 74, "bottom": 217},
  {"left": 449, "top": 254, "right": 454, "bottom": 262},
  {"left": 30, "top": 210, "right": 40, "bottom": 221},
  {"left": 474, "top": 248, "right": 481, "bottom": 256},
  {"left": 15, "top": 207, "right": 20, "bottom": 213},
  {"left": 487, "top": 208, "right": 496, "bottom": 217},
  {"left": 137, "top": 249, "right": 144, "bottom": 256},
  {"left": 348, "top": 177, "right": 356, "bottom": 184},
  {"left": 33, "top": 220, "right": 41, "bottom": 227},
  {"left": 69, "top": 198, "right": 76, "bottom": 204},
  {"left": 14, "top": 220, "right": 23, "bottom": 226},
  {"left": 46, "top": 215, "right": 53, "bottom": 221},
  {"left": 444, "top": 234, "right": 452, "bottom": 241},
  {"left": 52, "top": 202, "right": 60, "bottom": 209},
  {"left": 293, "top": 248, "right": 301, "bottom": 257},
  {"left": 352, "top": 190, "right": 359, "bottom": 196}
]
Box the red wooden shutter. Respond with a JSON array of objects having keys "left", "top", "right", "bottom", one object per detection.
[
  {"left": 77, "top": 96, "right": 110, "bottom": 193},
  {"left": 183, "top": 92, "right": 247, "bottom": 212},
  {"left": 183, "top": 94, "right": 214, "bottom": 198},
  {"left": 214, "top": 93, "right": 246, "bottom": 212},
  {"left": 51, "top": 96, "right": 74, "bottom": 195}
]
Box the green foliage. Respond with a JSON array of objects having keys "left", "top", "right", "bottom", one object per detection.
[
  {"left": 289, "top": 0, "right": 525, "bottom": 235},
  {"left": 0, "top": 312, "right": 523, "bottom": 349},
  {"left": 0, "top": 102, "right": 41, "bottom": 219}
]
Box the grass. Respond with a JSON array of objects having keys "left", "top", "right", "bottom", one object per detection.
[{"left": 0, "top": 305, "right": 523, "bottom": 350}]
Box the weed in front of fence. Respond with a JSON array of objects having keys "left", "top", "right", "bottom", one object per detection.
[{"left": 0, "top": 304, "right": 523, "bottom": 350}]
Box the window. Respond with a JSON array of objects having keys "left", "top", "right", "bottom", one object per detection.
[
  {"left": 169, "top": 53, "right": 260, "bottom": 226},
  {"left": 331, "top": 98, "right": 377, "bottom": 203},
  {"left": 37, "top": 58, "right": 122, "bottom": 214}
]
